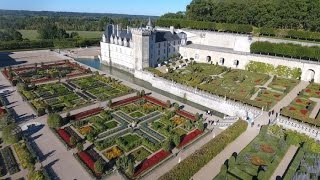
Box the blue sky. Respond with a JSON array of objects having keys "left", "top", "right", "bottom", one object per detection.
[{"left": 0, "top": 0, "right": 191, "bottom": 16}]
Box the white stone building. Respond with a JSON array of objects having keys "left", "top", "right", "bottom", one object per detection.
[{"left": 100, "top": 19, "right": 187, "bottom": 72}]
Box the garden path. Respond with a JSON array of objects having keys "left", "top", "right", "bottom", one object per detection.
[
  {"left": 250, "top": 75, "right": 274, "bottom": 100},
  {"left": 272, "top": 81, "right": 309, "bottom": 112},
  {"left": 309, "top": 97, "right": 320, "bottom": 119},
  {"left": 270, "top": 145, "right": 298, "bottom": 179},
  {"left": 192, "top": 122, "right": 261, "bottom": 180}
]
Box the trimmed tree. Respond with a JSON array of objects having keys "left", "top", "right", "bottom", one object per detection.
[
  {"left": 173, "top": 134, "right": 181, "bottom": 147},
  {"left": 197, "top": 122, "right": 205, "bottom": 132},
  {"left": 47, "top": 113, "right": 64, "bottom": 128},
  {"left": 70, "top": 136, "right": 77, "bottom": 146},
  {"left": 127, "top": 159, "right": 134, "bottom": 176},
  {"left": 94, "top": 159, "right": 105, "bottom": 174},
  {"left": 76, "top": 143, "right": 83, "bottom": 152},
  {"left": 166, "top": 100, "right": 171, "bottom": 108},
  {"left": 163, "top": 140, "right": 172, "bottom": 152},
  {"left": 140, "top": 90, "right": 145, "bottom": 96},
  {"left": 2, "top": 123, "right": 21, "bottom": 144}
]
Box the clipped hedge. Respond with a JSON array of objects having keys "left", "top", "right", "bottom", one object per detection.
[
  {"left": 159, "top": 120, "right": 248, "bottom": 180},
  {"left": 283, "top": 148, "right": 304, "bottom": 180},
  {"left": 0, "top": 38, "right": 100, "bottom": 51},
  {"left": 251, "top": 41, "right": 320, "bottom": 61},
  {"left": 156, "top": 18, "right": 253, "bottom": 34},
  {"left": 245, "top": 61, "right": 302, "bottom": 79},
  {"left": 256, "top": 27, "right": 320, "bottom": 42}
]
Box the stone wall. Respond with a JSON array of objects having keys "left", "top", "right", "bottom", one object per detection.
[{"left": 275, "top": 116, "right": 320, "bottom": 141}]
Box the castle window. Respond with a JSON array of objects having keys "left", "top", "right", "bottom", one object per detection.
[
  {"left": 158, "top": 43, "right": 160, "bottom": 48},
  {"left": 164, "top": 49, "right": 165, "bottom": 53},
  {"left": 174, "top": 41, "right": 176, "bottom": 45},
  {"left": 169, "top": 48, "right": 170, "bottom": 53},
  {"left": 195, "top": 54, "right": 199, "bottom": 59},
  {"left": 158, "top": 50, "right": 160, "bottom": 55}
]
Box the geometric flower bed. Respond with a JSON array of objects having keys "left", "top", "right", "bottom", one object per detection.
[
  {"left": 178, "top": 129, "right": 202, "bottom": 148},
  {"left": 69, "top": 75, "right": 134, "bottom": 101},
  {"left": 56, "top": 129, "right": 72, "bottom": 147},
  {"left": 150, "top": 63, "right": 299, "bottom": 110},
  {"left": 63, "top": 95, "right": 204, "bottom": 178},
  {"left": 281, "top": 83, "right": 320, "bottom": 126},
  {"left": 19, "top": 82, "right": 89, "bottom": 116},
  {"left": 2, "top": 60, "right": 91, "bottom": 84},
  {"left": 134, "top": 150, "right": 171, "bottom": 177},
  {"left": 151, "top": 63, "right": 270, "bottom": 107},
  {"left": 0, "top": 146, "right": 20, "bottom": 175},
  {"left": 254, "top": 77, "right": 299, "bottom": 110}
]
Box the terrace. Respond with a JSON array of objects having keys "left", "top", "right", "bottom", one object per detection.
[
  {"left": 149, "top": 63, "right": 300, "bottom": 111},
  {"left": 281, "top": 83, "right": 320, "bottom": 126}
]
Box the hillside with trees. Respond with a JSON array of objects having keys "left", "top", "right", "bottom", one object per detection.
[{"left": 184, "top": 0, "right": 320, "bottom": 31}]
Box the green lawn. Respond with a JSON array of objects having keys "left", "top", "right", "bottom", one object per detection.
[
  {"left": 17, "top": 29, "right": 103, "bottom": 40},
  {"left": 129, "top": 111, "right": 145, "bottom": 118},
  {"left": 129, "top": 147, "right": 151, "bottom": 162}
]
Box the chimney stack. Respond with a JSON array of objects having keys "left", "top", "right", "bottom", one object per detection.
[{"left": 170, "top": 26, "right": 175, "bottom": 34}]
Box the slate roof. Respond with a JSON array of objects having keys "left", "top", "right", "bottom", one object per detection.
[{"left": 155, "top": 31, "right": 181, "bottom": 43}]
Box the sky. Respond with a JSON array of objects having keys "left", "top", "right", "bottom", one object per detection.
[{"left": 0, "top": 0, "right": 191, "bottom": 16}]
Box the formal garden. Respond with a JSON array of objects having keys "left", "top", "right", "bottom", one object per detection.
[
  {"left": 281, "top": 83, "right": 320, "bottom": 126},
  {"left": 18, "top": 82, "right": 90, "bottom": 116},
  {"left": 2, "top": 60, "right": 92, "bottom": 85},
  {"left": 49, "top": 94, "right": 206, "bottom": 179},
  {"left": 68, "top": 75, "right": 134, "bottom": 101},
  {"left": 148, "top": 62, "right": 300, "bottom": 110},
  {"left": 212, "top": 125, "right": 320, "bottom": 180},
  {"left": 17, "top": 73, "right": 133, "bottom": 116}
]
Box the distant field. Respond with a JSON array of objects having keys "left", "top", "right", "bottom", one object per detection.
[{"left": 17, "top": 30, "right": 103, "bottom": 40}]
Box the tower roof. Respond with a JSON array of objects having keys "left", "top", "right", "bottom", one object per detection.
[{"left": 147, "top": 17, "right": 153, "bottom": 27}]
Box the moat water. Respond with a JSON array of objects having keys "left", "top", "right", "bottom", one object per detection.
[{"left": 75, "top": 58, "right": 224, "bottom": 117}]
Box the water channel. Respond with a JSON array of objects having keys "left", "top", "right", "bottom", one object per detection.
[{"left": 75, "top": 58, "right": 224, "bottom": 118}]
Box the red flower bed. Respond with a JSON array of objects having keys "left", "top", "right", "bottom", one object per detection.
[
  {"left": 31, "top": 77, "right": 52, "bottom": 84},
  {"left": 256, "top": 98, "right": 262, "bottom": 101},
  {"left": 264, "top": 92, "right": 269, "bottom": 95},
  {"left": 78, "top": 151, "right": 101, "bottom": 176},
  {"left": 289, "top": 107, "right": 296, "bottom": 111},
  {"left": 57, "top": 129, "right": 71, "bottom": 146},
  {"left": 178, "top": 129, "right": 202, "bottom": 148},
  {"left": 66, "top": 72, "right": 84, "bottom": 78},
  {"left": 110, "top": 96, "right": 141, "bottom": 108},
  {"left": 305, "top": 89, "right": 311, "bottom": 93},
  {"left": 72, "top": 107, "right": 103, "bottom": 121},
  {"left": 144, "top": 96, "right": 167, "bottom": 108},
  {"left": 300, "top": 109, "right": 308, "bottom": 116},
  {"left": 316, "top": 92, "right": 320, "bottom": 96},
  {"left": 2, "top": 70, "right": 9, "bottom": 79},
  {"left": 296, "top": 99, "right": 303, "bottom": 103},
  {"left": 176, "top": 110, "right": 197, "bottom": 121},
  {"left": 0, "top": 108, "right": 7, "bottom": 115},
  {"left": 274, "top": 94, "right": 280, "bottom": 98},
  {"left": 134, "top": 150, "right": 171, "bottom": 177},
  {"left": 255, "top": 79, "right": 261, "bottom": 83}
]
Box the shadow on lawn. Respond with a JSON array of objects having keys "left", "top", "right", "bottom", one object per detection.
[
  {"left": 0, "top": 52, "right": 27, "bottom": 67},
  {"left": 44, "top": 159, "right": 60, "bottom": 180}
]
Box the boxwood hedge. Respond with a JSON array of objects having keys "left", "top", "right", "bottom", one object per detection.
[{"left": 159, "top": 120, "right": 248, "bottom": 180}]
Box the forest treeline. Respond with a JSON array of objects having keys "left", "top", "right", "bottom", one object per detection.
[
  {"left": 163, "top": 0, "right": 320, "bottom": 32},
  {"left": 0, "top": 10, "right": 155, "bottom": 31}
]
